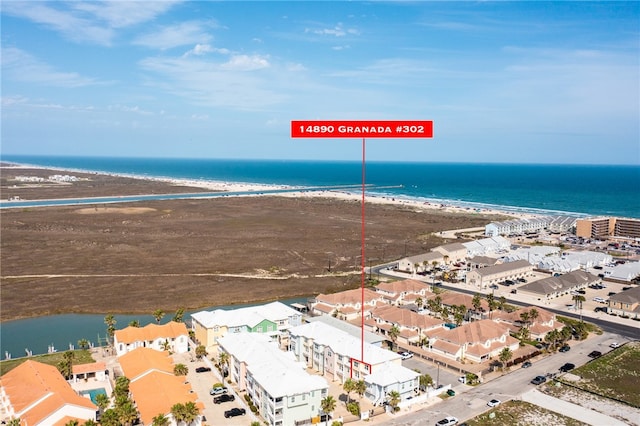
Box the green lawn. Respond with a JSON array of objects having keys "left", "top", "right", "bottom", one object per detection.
[{"left": 0, "top": 350, "right": 96, "bottom": 375}]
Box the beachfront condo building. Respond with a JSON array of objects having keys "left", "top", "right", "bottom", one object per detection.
[{"left": 575, "top": 217, "right": 640, "bottom": 240}]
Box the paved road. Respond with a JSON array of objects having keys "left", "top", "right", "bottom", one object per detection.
[{"left": 377, "top": 332, "right": 621, "bottom": 425}]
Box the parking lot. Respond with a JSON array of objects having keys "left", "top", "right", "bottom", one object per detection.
[{"left": 173, "top": 352, "right": 259, "bottom": 425}]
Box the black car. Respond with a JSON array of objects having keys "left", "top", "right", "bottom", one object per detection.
[
  {"left": 531, "top": 375, "right": 546, "bottom": 385},
  {"left": 214, "top": 394, "right": 235, "bottom": 404},
  {"left": 559, "top": 345, "right": 570, "bottom": 353},
  {"left": 195, "top": 366, "right": 211, "bottom": 373},
  {"left": 559, "top": 363, "right": 575, "bottom": 372},
  {"left": 224, "top": 408, "right": 246, "bottom": 418},
  {"left": 588, "top": 351, "right": 602, "bottom": 358}
]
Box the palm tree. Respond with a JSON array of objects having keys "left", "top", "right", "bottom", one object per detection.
[
  {"left": 415, "top": 297, "right": 423, "bottom": 310},
  {"left": 498, "top": 347, "right": 513, "bottom": 371},
  {"left": 161, "top": 339, "right": 171, "bottom": 352},
  {"left": 354, "top": 379, "right": 366, "bottom": 401},
  {"left": 100, "top": 409, "right": 120, "bottom": 426},
  {"left": 153, "top": 309, "right": 165, "bottom": 323},
  {"left": 172, "top": 307, "right": 185, "bottom": 323},
  {"left": 486, "top": 293, "right": 498, "bottom": 319},
  {"left": 173, "top": 363, "right": 188, "bottom": 376},
  {"left": 58, "top": 350, "right": 74, "bottom": 379},
  {"left": 419, "top": 373, "right": 433, "bottom": 391},
  {"left": 472, "top": 293, "right": 482, "bottom": 319},
  {"left": 152, "top": 414, "right": 170, "bottom": 426},
  {"left": 117, "top": 400, "right": 138, "bottom": 426},
  {"left": 95, "top": 392, "right": 110, "bottom": 412},
  {"left": 64, "top": 420, "right": 79, "bottom": 426},
  {"left": 387, "top": 390, "right": 401, "bottom": 413},
  {"left": 388, "top": 325, "right": 400, "bottom": 350},
  {"left": 529, "top": 308, "right": 539, "bottom": 325},
  {"left": 343, "top": 378, "right": 355, "bottom": 405},
  {"left": 114, "top": 376, "right": 130, "bottom": 399},
  {"left": 83, "top": 420, "right": 98, "bottom": 426},
  {"left": 104, "top": 314, "right": 117, "bottom": 343},
  {"left": 195, "top": 345, "right": 207, "bottom": 361},
  {"left": 6, "top": 420, "right": 21, "bottom": 426},
  {"left": 77, "top": 338, "right": 90, "bottom": 349},
  {"left": 320, "top": 395, "right": 337, "bottom": 420},
  {"left": 519, "top": 310, "right": 531, "bottom": 328},
  {"left": 170, "top": 403, "right": 187, "bottom": 425},
  {"left": 182, "top": 401, "right": 199, "bottom": 425},
  {"left": 128, "top": 320, "right": 140, "bottom": 327},
  {"left": 218, "top": 351, "right": 230, "bottom": 376}
]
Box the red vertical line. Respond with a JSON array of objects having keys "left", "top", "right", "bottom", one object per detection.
[{"left": 361, "top": 137, "right": 366, "bottom": 363}]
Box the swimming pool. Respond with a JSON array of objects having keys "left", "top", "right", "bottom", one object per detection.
[{"left": 80, "top": 388, "right": 107, "bottom": 404}]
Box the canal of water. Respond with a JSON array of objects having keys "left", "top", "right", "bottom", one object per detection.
[{"left": 0, "top": 297, "right": 308, "bottom": 360}]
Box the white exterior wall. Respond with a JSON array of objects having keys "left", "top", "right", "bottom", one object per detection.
[{"left": 38, "top": 405, "right": 97, "bottom": 426}]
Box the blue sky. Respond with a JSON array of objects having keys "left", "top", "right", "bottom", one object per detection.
[{"left": 1, "top": 1, "right": 638, "bottom": 164}]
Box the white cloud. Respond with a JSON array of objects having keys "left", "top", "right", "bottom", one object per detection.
[
  {"left": 133, "top": 21, "right": 215, "bottom": 50},
  {"left": 220, "top": 55, "right": 270, "bottom": 71},
  {"left": 138, "top": 55, "right": 286, "bottom": 109},
  {"left": 70, "top": 1, "right": 181, "bottom": 29},
  {"left": 305, "top": 23, "right": 360, "bottom": 37},
  {"left": 1, "top": 47, "right": 101, "bottom": 88},
  {"left": 183, "top": 44, "right": 230, "bottom": 57},
  {"left": 2, "top": 1, "right": 180, "bottom": 46}
]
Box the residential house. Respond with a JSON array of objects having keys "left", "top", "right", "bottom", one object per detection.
[
  {"left": 190, "top": 301, "right": 303, "bottom": 353},
  {"left": 604, "top": 262, "right": 640, "bottom": 282},
  {"left": 518, "top": 270, "right": 600, "bottom": 301},
  {"left": 119, "top": 347, "right": 204, "bottom": 426},
  {"left": 465, "top": 260, "right": 532, "bottom": 289},
  {"left": 305, "top": 315, "right": 385, "bottom": 347},
  {"left": 492, "top": 307, "right": 564, "bottom": 341},
  {"left": 217, "top": 333, "right": 329, "bottom": 426},
  {"left": 397, "top": 252, "right": 443, "bottom": 274},
  {"left": 538, "top": 251, "right": 612, "bottom": 272},
  {"left": 463, "top": 236, "right": 510, "bottom": 257},
  {"left": 432, "top": 242, "right": 468, "bottom": 264},
  {"left": 467, "top": 256, "right": 500, "bottom": 270},
  {"left": 366, "top": 304, "right": 445, "bottom": 346},
  {"left": 428, "top": 320, "right": 520, "bottom": 363},
  {"left": 374, "top": 279, "right": 431, "bottom": 306},
  {"left": 0, "top": 360, "right": 97, "bottom": 425},
  {"left": 608, "top": 286, "right": 640, "bottom": 318},
  {"left": 287, "top": 321, "right": 404, "bottom": 384},
  {"left": 310, "top": 288, "right": 385, "bottom": 320},
  {"left": 113, "top": 321, "right": 189, "bottom": 356},
  {"left": 364, "top": 362, "right": 420, "bottom": 407}
]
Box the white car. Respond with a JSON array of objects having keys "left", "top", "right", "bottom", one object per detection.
[
  {"left": 610, "top": 342, "right": 620, "bottom": 348},
  {"left": 209, "top": 386, "right": 228, "bottom": 395},
  {"left": 435, "top": 416, "right": 458, "bottom": 426},
  {"left": 487, "top": 399, "right": 501, "bottom": 407},
  {"left": 399, "top": 351, "right": 413, "bottom": 360}
]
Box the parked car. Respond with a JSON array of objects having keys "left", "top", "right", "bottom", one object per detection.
[
  {"left": 214, "top": 394, "right": 235, "bottom": 404},
  {"left": 521, "top": 361, "right": 532, "bottom": 368},
  {"left": 487, "top": 399, "right": 501, "bottom": 407},
  {"left": 559, "top": 345, "right": 570, "bottom": 353},
  {"left": 195, "top": 366, "right": 211, "bottom": 373},
  {"left": 210, "top": 386, "right": 228, "bottom": 395},
  {"left": 399, "top": 351, "right": 413, "bottom": 360},
  {"left": 588, "top": 351, "right": 602, "bottom": 358},
  {"left": 446, "top": 389, "right": 456, "bottom": 397},
  {"left": 531, "top": 375, "right": 546, "bottom": 385},
  {"left": 559, "top": 363, "right": 575, "bottom": 372},
  {"left": 224, "top": 408, "right": 246, "bottom": 418},
  {"left": 610, "top": 342, "right": 621, "bottom": 348},
  {"left": 435, "top": 416, "right": 459, "bottom": 426}
]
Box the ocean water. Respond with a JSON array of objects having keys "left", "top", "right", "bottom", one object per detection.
[{"left": 2, "top": 155, "right": 639, "bottom": 218}]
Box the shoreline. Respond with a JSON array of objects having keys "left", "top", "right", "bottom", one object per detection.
[{"left": 2, "top": 161, "right": 549, "bottom": 220}]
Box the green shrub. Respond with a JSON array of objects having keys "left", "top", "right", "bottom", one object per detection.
[{"left": 347, "top": 401, "right": 360, "bottom": 416}]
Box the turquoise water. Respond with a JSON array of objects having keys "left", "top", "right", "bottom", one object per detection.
[
  {"left": 3, "top": 155, "right": 638, "bottom": 218},
  {"left": 81, "top": 388, "right": 107, "bottom": 404}
]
